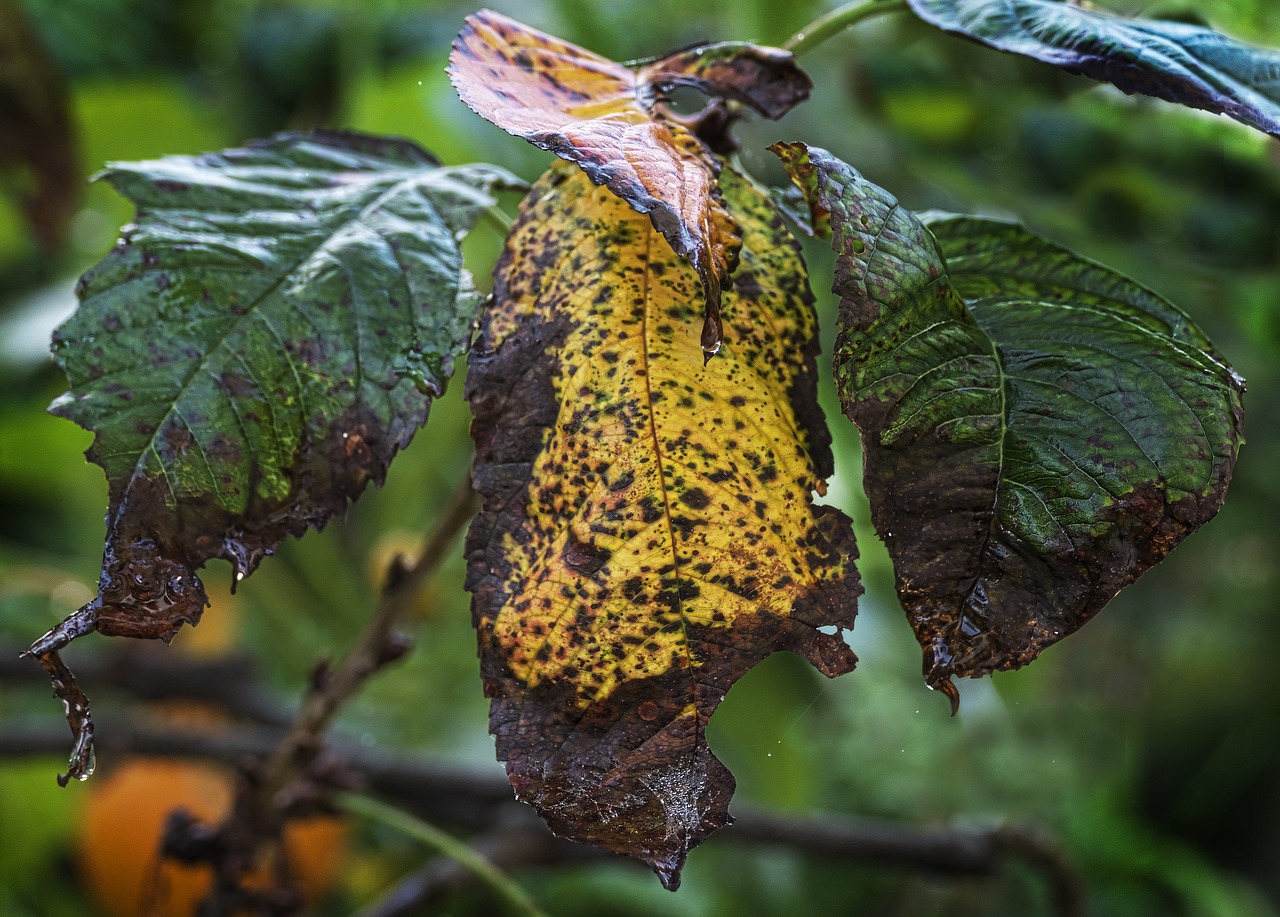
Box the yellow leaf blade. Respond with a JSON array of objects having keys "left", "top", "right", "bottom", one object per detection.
[{"left": 465, "top": 163, "right": 860, "bottom": 886}]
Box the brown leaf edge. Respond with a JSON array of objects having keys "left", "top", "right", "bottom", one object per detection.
[
  {"left": 25, "top": 131, "right": 509, "bottom": 784},
  {"left": 466, "top": 164, "right": 860, "bottom": 888}
]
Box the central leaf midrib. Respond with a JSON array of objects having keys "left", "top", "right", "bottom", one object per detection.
[
  {"left": 636, "top": 225, "right": 699, "bottom": 718},
  {"left": 955, "top": 284, "right": 1010, "bottom": 636}
]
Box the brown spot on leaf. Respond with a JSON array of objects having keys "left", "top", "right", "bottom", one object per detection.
[
  {"left": 35, "top": 129, "right": 507, "bottom": 779},
  {"left": 563, "top": 537, "right": 612, "bottom": 576},
  {"left": 782, "top": 143, "right": 1244, "bottom": 704},
  {"left": 464, "top": 164, "right": 859, "bottom": 885}
]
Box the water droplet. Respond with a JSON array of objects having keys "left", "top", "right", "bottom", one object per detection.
[{"left": 395, "top": 349, "right": 444, "bottom": 397}]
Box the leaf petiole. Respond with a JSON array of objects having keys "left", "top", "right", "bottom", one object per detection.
[
  {"left": 483, "top": 203, "right": 515, "bottom": 235},
  {"left": 783, "top": 0, "right": 907, "bottom": 56},
  {"left": 336, "top": 792, "right": 548, "bottom": 917}
]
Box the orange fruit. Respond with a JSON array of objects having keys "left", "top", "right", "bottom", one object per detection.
[{"left": 78, "top": 758, "right": 346, "bottom": 917}]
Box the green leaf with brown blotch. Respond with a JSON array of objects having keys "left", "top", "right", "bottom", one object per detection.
[
  {"left": 907, "top": 0, "right": 1280, "bottom": 138},
  {"left": 775, "top": 142, "right": 1243, "bottom": 709},
  {"left": 447, "top": 9, "right": 811, "bottom": 358},
  {"left": 31, "top": 129, "right": 518, "bottom": 782},
  {"left": 465, "top": 162, "right": 859, "bottom": 887}
]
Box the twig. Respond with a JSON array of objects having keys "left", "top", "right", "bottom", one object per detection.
[
  {"left": 0, "top": 718, "right": 1082, "bottom": 916},
  {"left": 338, "top": 792, "right": 547, "bottom": 917},
  {"left": 256, "top": 476, "right": 477, "bottom": 794},
  {"left": 354, "top": 818, "right": 604, "bottom": 917},
  {"left": 782, "top": 0, "right": 906, "bottom": 56},
  {"left": 204, "top": 476, "right": 479, "bottom": 913}
]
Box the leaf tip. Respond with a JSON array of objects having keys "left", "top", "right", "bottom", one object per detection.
[
  {"left": 645, "top": 850, "right": 687, "bottom": 891},
  {"left": 936, "top": 677, "right": 961, "bottom": 716},
  {"left": 768, "top": 141, "right": 831, "bottom": 239}
]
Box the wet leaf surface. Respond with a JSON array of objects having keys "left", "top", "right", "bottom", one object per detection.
[
  {"left": 33, "top": 130, "right": 516, "bottom": 779},
  {"left": 465, "top": 162, "right": 859, "bottom": 886},
  {"left": 0, "top": 0, "right": 78, "bottom": 252},
  {"left": 908, "top": 0, "right": 1280, "bottom": 138},
  {"left": 776, "top": 142, "right": 1243, "bottom": 707},
  {"left": 448, "top": 9, "right": 811, "bottom": 358}
]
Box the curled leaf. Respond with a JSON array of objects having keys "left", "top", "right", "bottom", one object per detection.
[
  {"left": 465, "top": 163, "right": 859, "bottom": 886},
  {"left": 907, "top": 0, "right": 1280, "bottom": 138},
  {"left": 775, "top": 142, "right": 1243, "bottom": 706},
  {"left": 33, "top": 130, "right": 517, "bottom": 780},
  {"left": 448, "top": 9, "right": 811, "bottom": 357}
]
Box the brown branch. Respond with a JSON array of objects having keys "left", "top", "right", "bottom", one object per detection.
[
  {"left": 0, "top": 718, "right": 1082, "bottom": 916},
  {"left": 0, "top": 479, "right": 1081, "bottom": 917},
  {"left": 261, "top": 477, "right": 478, "bottom": 781},
  {"left": 355, "top": 805, "right": 1083, "bottom": 917},
  {"left": 201, "top": 477, "right": 479, "bottom": 914},
  {"left": 0, "top": 720, "right": 514, "bottom": 829}
]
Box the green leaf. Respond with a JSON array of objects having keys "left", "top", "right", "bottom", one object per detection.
[
  {"left": 906, "top": 0, "right": 1280, "bottom": 138},
  {"left": 32, "top": 129, "right": 517, "bottom": 780},
  {"left": 465, "top": 162, "right": 859, "bottom": 887},
  {"left": 774, "top": 142, "right": 1244, "bottom": 707}
]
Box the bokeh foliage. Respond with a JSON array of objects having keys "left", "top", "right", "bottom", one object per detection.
[{"left": 1, "top": 1, "right": 1278, "bottom": 914}]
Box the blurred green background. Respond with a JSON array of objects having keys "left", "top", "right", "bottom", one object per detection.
[{"left": 2, "top": 0, "right": 1279, "bottom": 914}]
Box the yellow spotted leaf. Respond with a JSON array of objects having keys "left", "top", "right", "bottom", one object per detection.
[
  {"left": 448, "top": 9, "right": 811, "bottom": 358},
  {"left": 465, "top": 163, "right": 860, "bottom": 887}
]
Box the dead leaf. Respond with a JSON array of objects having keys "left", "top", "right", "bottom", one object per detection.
[{"left": 448, "top": 9, "right": 811, "bottom": 358}]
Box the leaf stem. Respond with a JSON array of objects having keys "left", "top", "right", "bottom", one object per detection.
[
  {"left": 482, "top": 204, "right": 515, "bottom": 236},
  {"left": 260, "top": 477, "right": 477, "bottom": 778},
  {"left": 783, "top": 0, "right": 906, "bottom": 56},
  {"left": 336, "top": 792, "right": 547, "bottom": 917},
  {"left": 202, "top": 475, "right": 479, "bottom": 911}
]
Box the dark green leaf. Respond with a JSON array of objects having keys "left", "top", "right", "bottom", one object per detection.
[
  {"left": 31, "top": 130, "right": 517, "bottom": 780},
  {"left": 907, "top": 0, "right": 1280, "bottom": 138},
  {"left": 775, "top": 142, "right": 1244, "bottom": 707}
]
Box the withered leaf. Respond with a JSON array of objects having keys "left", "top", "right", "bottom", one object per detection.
[
  {"left": 448, "top": 9, "right": 811, "bottom": 358},
  {"left": 465, "top": 162, "right": 859, "bottom": 887},
  {"left": 33, "top": 130, "right": 517, "bottom": 781},
  {"left": 776, "top": 142, "right": 1243, "bottom": 708}
]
